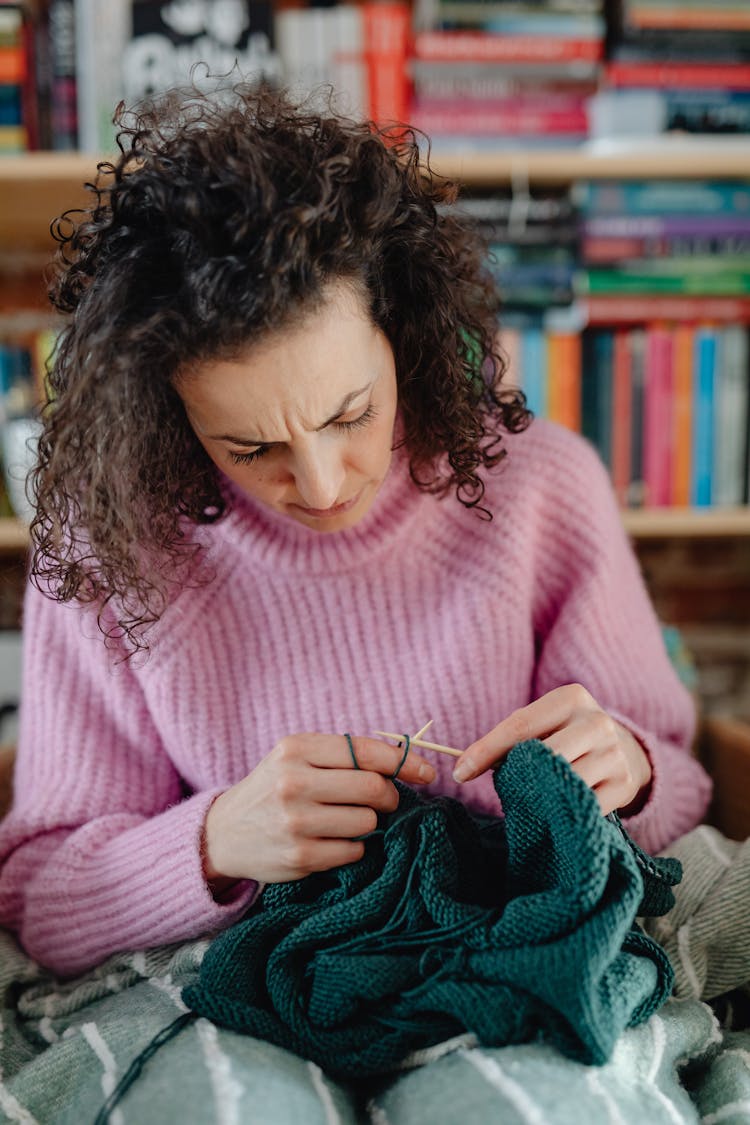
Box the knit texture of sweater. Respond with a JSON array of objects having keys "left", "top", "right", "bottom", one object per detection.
[
  {"left": 0, "top": 419, "right": 712, "bottom": 976},
  {"left": 184, "top": 741, "right": 681, "bottom": 1077}
]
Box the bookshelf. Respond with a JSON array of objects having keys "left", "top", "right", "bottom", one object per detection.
[{"left": 1, "top": 141, "right": 750, "bottom": 550}]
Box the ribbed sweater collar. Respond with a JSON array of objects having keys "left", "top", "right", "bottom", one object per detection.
[{"left": 216, "top": 443, "right": 432, "bottom": 576}]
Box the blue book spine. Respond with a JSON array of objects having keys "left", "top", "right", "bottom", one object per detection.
[
  {"left": 577, "top": 180, "right": 750, "bottom": 218},
  {"left": 521, "top": 327, "right": 546, "bottom": 419},
  {"left": 691, "top": 328, "right": 717, "bottom": 507}
]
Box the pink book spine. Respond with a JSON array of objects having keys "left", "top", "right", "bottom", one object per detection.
[{"left": 643, "top": 326, "right": 674, "bottom": 507}]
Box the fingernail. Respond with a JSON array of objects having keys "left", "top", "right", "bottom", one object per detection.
[
  {"left": 419, "top": 763, "right": 435, "bottom": 781},
  {"left": 452, "top": 760, "right": 473, "bottom": 783}
]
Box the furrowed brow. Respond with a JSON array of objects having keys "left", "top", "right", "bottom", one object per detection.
[{"left": 209, "top": 380, "right": 374, "bottom": 446}]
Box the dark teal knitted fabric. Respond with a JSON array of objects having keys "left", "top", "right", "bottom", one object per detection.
[{"left": 183, "top": 740, "right": 681, "bottom": 1078}]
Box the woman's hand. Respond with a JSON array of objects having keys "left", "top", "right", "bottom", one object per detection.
[
  {"left": 452, "top": 684, "right": 652, "bottom": 816},
  {"left": 202, "top": 734, "right": 436, "bottom": 889}
]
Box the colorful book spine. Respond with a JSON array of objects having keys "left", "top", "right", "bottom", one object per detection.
[
  {"left": 691, "top": 327, "right": 717, "bottom": 507},
  {"left": 581, "top": 330, "right": 613, "bottom": 470},
  {"left": 606, "top": 62, "right": 750, "bottom": 89},
  {"left": 643, "top": 326, "right": 674, "bottom": 507},
  {"left": 575, "top": 180, "right": 750, "bottom": 217},
  {"left": 413, "top": 31, "right": 603, "bottom": 63},
  {"left": 519, "top": 325, "right": 546, "bottom": 418},
  {"left": 714, "top": 326, "right": 749, "bottom": 507},
  {"left": 584, "top": 216, "right": 750, "bottom": 239},
  {"left": 580, "top": 270, "right": 750, "bottom": 296},
  {"left": 412, "top": 103, "right": 588, "bottom": 135},
  {"left": 671, "top": 324, "right": 694, "bottom": 507},
  {"left": 628, "top": 329, "right": 647, "bottom": 508},
  {"left": 547, "top": 331, "right": 581, "bottom": 432},
  {"left": 586, "top": 296, "right": 750, "bottom": 325},
  {"left": 611, "top": 329, "right": 632, "bottom": 506},
  {"left": 364, "top": 2, "right": 410, "bottom": 124}
]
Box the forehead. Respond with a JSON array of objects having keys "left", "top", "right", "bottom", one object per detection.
[{"left": 179, "top": 282, "right": 383, "bottom": 431}]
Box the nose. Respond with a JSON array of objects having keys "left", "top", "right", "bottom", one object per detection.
[{"left": 291, "top": 444, "right": 346, "bottom": 511}]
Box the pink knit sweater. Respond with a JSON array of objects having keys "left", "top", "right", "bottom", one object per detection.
[{"left": 0, "top": 420, "right": 711, "bottom": 975}]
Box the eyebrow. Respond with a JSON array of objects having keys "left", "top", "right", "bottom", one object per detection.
[{"left": 208, "top": 381, "right": 374, "bottom": 447}]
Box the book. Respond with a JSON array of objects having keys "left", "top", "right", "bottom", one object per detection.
[
  {"left": 275, "top": 7, "right": 367, "bottom": 118},
  {"left": 574, "top": 179, "right": 750, "bottom": 217},
  {"left": 606, "top": 61, "right": 750, "bottom": 89},
  {"left": 120, "top": 1, "right": 281, "bottom": 133},
  {"left": 413, "top": 30, "right": 603, "bottom": 63},
  {"left": 546, "top": 330, "right": 581, "bottom": 432},
  {"left": 581, "top": 234, "right": 750, "bottom": 263},
  {"left": 579, "top": 270, "right": 750, "bottom": 296},
  {"left": 48, "top": 0, "right": 77, "bottom": 148},
  {"left": 643, "top": 325, "right": 673, "bottom": 507},
  {"left": 583, "top": 216, "right": 750, "bottom": 239},
  {"left": 586, "top": 295, "right": 750, "bottom": 325},
  {"left": 411, "top": 103, "right": 589, "bottom": 135},
  {"left": 363, "top": 2, "right": 410, "bottom": 125},
  {"left": 74, "top": 0, "right": 129, "bottom": 152},
  {"left": 519, "top": 324, "right": 546, "bottom": 417},
  {"left": 691, "top": 326, "right": 717, "bottom": 507},
  {"left": 625, "top": 5, "right": 750, "bottom": 32},
  {"left": 671, "top": 324, "right": 694, "bottom": 507},
  {"left": 580, "top": 329, "right": 613, "bottom": 469},
  {"left": 714, "top": 326, "right": 749, "bottom": 506},
  {"left": 610, "top": 329, "right": 632, "bottom": 506},
  {"left": 628, "top": 328, "right": 647, "bottom": 506}
]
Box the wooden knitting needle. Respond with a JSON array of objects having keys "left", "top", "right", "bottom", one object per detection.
[
  {"left": 413, "top": 720, "right": 434, "bottom": 741},
  {"left": 374, "top": 729, "right": 463, "bottom": 759}
]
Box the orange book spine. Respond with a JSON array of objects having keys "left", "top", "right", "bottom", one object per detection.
[
  {"left": 548, "top": 332, "right": 581, "bottom": 432},
  {"left": 671, "top": 324, "right": 694, "bottom": 507},
  {"left": 0, "top": 45, "right": 25, "bottom": 84},
  {"left": 610, "top": 329, "right": 632, "bottom": 506},
  {"left": 363, "top": 3, "right": 410, "bottom": 125}
]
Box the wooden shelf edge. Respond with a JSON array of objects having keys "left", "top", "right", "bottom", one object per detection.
[
  {"left": 0, "top": 519, "right": 30, "bottom": 552},
  {"left": 0, "top": 508, "right": 747, "bottom": 553},
  {"left": 430, "top": 140, "right": 750, "bottom": 184},
  {"left": 622, "top": 507, "right": 750, "bottom": 538},
  {"left": 1, "top": 139, "right": 749, "bottom": 187}
]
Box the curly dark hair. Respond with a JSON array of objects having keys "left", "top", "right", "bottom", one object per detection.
[{"left": 31, "top": 83, "right": 530, "bottom": 651}]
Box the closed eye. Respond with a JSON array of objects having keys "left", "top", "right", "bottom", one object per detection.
[{"left": 227, "top": 403, "right": 380, "bottom": 466}]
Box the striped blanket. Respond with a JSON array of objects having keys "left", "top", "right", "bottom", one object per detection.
[{"left": 0, "top": 823, "right": 747, "bottom": 1124}]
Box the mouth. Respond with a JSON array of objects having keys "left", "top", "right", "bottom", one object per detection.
[{"left": 294, "top": 489, "right": 364, "bottom": 518}]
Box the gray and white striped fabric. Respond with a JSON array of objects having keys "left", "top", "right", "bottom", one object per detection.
[{"left": 0, "top": 822, "right": 746, "bottom": 1124}]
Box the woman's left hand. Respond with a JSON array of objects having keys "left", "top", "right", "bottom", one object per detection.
[{"left": 452, "top": 683, "right": 652, "bottom": 816}]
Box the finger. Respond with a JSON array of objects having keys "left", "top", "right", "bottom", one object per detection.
[
  {"left": 453, "top": 685, "right": 591, "bottom": 781},
  {"left": 296, "top": 804, "right": 382, "bottom": 839},
  {"left": 310, "top": 735, "right": 436, "bottom": 784},
  {"left": 305, "top": 769, "right": 400, "bottom": 813},
  {"left": 297, "top": 839, "right": 366, "bottom": 876}
]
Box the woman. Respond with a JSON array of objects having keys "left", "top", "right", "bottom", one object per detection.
[{"left": 0, "top": 85, "right": 710, "bottom": 979}]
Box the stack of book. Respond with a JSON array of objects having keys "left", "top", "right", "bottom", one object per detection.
[
  {"left": 452, "top": 188, "right": 577, "bottom": 311},
  {"left": 408, "top": 0, "right": 603, "bottom": 148},
  {"left": 275, "top": 2, "right": 410, "bottom": 125},
  {"left": 0, "top": 1, "right": 25, "bottom": 152},
  {"left": 595, "top": 0, "right": 750, "bottom": 139},
  {"left": 497, "top": 178, "right": 750, "bottom": 509}
]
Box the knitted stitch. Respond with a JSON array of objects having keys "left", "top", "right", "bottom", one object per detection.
[
  {"left": 183, "top": 741, "right": 681, "bottom": 1077},
  {"left": 0, "top": 419, "right": 710, "bottom": 976}
]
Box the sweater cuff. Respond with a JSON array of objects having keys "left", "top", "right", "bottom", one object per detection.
[{"left": 607, "top": 710, "right": 712, "bottom": 856}]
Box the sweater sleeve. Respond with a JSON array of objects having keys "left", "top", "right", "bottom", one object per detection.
[
  {"left": 529, "top": 427, "right": 712, "bottom": 855},
  {"left": 0, "top": 583, "right": 258, "bottom": 976}
]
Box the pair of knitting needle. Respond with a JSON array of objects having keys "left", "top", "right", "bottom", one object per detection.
[{"left": 374, "top": 719, "right": 463, "bottom": 759}]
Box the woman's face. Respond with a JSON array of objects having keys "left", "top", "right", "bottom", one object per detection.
[{"left": 178, "top": 281, "right": 400, "bottom": 531}]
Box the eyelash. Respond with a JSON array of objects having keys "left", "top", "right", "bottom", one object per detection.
[{"left": 228, "top": 404, "right": 380, "bottom": 465}]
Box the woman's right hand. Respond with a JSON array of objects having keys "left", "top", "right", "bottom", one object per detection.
[{"left": 202, "top": 733, "right": 436, "bottom": 887}]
